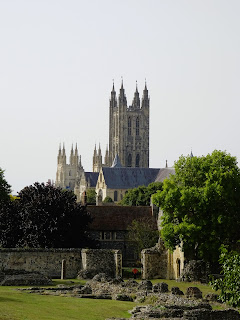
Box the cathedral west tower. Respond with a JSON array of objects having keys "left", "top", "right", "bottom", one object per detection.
[{"left": 108, "top": 81, "right": 149, "bottom": 168}]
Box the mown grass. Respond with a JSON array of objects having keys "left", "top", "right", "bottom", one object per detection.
[
  {"left": 150, "top": 278, "right": 219, "bottom": 296},
  {"left": 0, "top": 278, "right": 223, "bottom": 320},
  {"left": 0, "top": 285, "right": 135, "bottom": 320}
]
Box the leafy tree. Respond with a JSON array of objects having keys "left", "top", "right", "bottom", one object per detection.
[
  {"left": 152, "top": 150, "right": 240, "bottom": 265},
  {"left": 86, "top": 189, "right": 96, "bottom": 204},
  {"left": 121, "top": 182, "right": 163, "bottom": 206},
  {"left": 103, "top": 196, "right": 113, "bottom": 203},
  {"left": 0, "top": 168, "right": 11, "bottom": 203},
  {"left": 211, "top": 246, "right": 240, "bottom": 307},
  {"left": 0, "top": 200, "right": 22, "bottom": 247},
  {"left": 127, "top": 217, "right": 159, "bottom": 258},
  {"left": 0, "top": 182, "right": 95, "bottom": 248}
]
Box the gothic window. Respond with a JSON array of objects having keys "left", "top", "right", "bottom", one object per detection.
[
  {"left": 136, "top": 154, "right": 140, "bottom": 167},
  {"left": 114, "top": 190, "right": 118, "bottom": 201},
  {"left": 127, "top": 154, "right": 132, "bottom": 167},
  {"left": 69, "top": 170, "right": 71, "bottom": 176},
  {"left": 128, "top": 117, "right": 132, "bottom": 135},
  {"left": 136, "top": 117, "right": 139, "bottom": 136},
  {"left": 100, "top": 173, "right": 102, "bottom": 182}
]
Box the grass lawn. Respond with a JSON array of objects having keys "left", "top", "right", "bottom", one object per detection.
[
  {"left": 0, "top": 285, "right": 135, "bottom": 320},
  {"left": 150, "top": 278, "right": 218, "bottom": 296},
  {"left": 0, "top": 278, "right": 221, "bottom": 320}
]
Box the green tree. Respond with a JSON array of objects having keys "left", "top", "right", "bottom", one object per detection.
[
  {"left": 211, "top": 246, "right": 240, "bottom": 307},
  {"left": 153, "top": 150, "right": 240, "bottom": 265},
  {"left": 0, "top": 200, "right": 22, "bottom": 247},
  {"left": 127, "top": 217, "right": 159, "bottom": 259},
  {"left": 86, "top": 189, "right": 96, "bottom": 204},
  {"left": 0, "top": 182, "right": 96, "bottom": 248},
  {"left": 121, "top": 182, "right": 163, "bottom": 206},
  {"left": 103, "top": 196, "right": 113, "bottom": 203},
  {"left": 0, "top": 168, "right": 11, "bottom": 203}
]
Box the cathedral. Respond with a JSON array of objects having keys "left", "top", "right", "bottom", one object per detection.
[
  {"left": 56, "top": 81, "right": 173, "bottom": 202},
  {"left": 92, "top": 81, "right": 149, "bottom": 171}
]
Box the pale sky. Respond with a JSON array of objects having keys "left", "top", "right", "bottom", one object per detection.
[{"left": 1, "top": 0, "right": 240, "bottom": 194}]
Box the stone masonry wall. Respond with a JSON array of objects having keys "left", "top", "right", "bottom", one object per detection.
[
  {"left": 142, "top": 244, "right": 184, "bottom": 280},
  {"left": 141, "top": 246, "right": 168, "bottom": 279},
  {"left": 0, "top": 248, "right": 82, "bottom": 278},
  {"left": 81, "top": 249, "right": 122, "bottom": 277},
  {"left": 0, "top": 248, "right": 122, "bottom": 279}
]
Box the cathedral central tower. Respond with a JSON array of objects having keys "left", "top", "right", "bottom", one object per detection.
[{"left": 108, "top": 81, "right": 150, "bottom": 168}]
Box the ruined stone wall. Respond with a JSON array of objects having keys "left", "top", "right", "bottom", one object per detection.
[
  {"left": 142, "top": 244, "right": 184, "bottom": 280},
  {"left": 171, "top": 245, "right": 185, "bottom": 279},
  {"left": 0, "top": 248, "right": 82, "bottom": 278},
  {"left": 141, "top": 246, "right": 168, "bottom": 279},
  {"left": 0, "top": 248, "right": 122, "bottom": 279},
  {"left": 81, "top": 249, "right": 122, "bottom": 277}
]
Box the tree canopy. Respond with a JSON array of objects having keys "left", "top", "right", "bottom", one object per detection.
[
  {"left": 103, "top": 196, "right": 113, "bottom": 203},
  {"left": 127, "top": 217, "right": 159, "bottom": 259},
  {"left": 211, "top": 246, "right": 240, "bottom": 307},
  {"left": 0, "top": 168, "right": 11, "bottom": 203},
  {"left": 0, "top": 182, "right": 95, "bottom": 248},
  {"left": 152, "top": 150, "right": 240, "bottom": 265},
  {"left": 86, "top": 189, "right": 96, "bottom": 204},
  {"left": 121, "top": 182, "right": 163, "bottom": 206}
]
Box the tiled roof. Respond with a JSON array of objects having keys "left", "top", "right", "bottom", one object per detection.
[
  {"left": 85, "top": 172, "right": 99, "bottom": 187},
  {"left": 88, "top": 205, "right": 157, "bottom": 231},
  {"left": 102, "top": 167, "right": 160, "bottom": 189},
  {"left": 154, "top": 168, "right": 175, "bottom": 182}
]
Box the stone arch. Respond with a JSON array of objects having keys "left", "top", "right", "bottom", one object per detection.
[
  {"left": 176, "top": 258, "right": 181, "bottom": 278},
  {"left": 98, "top": 189, "right": 103, "bottom": 203}
]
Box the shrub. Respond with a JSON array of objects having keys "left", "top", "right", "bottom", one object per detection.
[{"left": 210, "top": 246, "right": 240, "bottom": 307}]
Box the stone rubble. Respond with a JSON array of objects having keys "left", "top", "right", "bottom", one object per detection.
[
  {"left": 16, "top": 273, "right": 240, "bottom": 320},
  {"left": 1, "top": 271, "right": 52, "bottom": 286}
]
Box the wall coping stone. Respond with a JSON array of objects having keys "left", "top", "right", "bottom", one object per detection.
[{"left": 0, "top": 248, "right": 82, "bottom": 253}]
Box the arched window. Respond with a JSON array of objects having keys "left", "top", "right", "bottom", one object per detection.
[
  {"left": 136, "top": 117, "right": 139, "bottom": 136},
  {"left": 69, "top": 170, "right": 71, "bottom": 176},
  {"left": 114, "top": 190, "right": 118, "bottom": 201},
  {"left": 176, "top": 259, "right": 181, "bottom": 278},
  {"left": 127, "top": 154, "right": 132, "bottom": 167},
  {"left": 128, "top": 117, "right": 131, "bottom": 135},
  {"left": 136, "top": 154, "right": 140, "bottom": 167}
]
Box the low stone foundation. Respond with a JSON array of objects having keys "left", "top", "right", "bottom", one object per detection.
[{"left": 18, "top": 275, "right": 240, "bottom": 320}]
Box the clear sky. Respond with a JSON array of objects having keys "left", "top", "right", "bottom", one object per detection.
[{"left": 1, "top": 0, "right": 240, "bottom": 194}]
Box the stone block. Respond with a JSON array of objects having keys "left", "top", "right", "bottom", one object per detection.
[
  {"left": 186, "top": 286, "right": 203, "bottom": 299},
  {"left": 171, "top": 286, "right": 184, "bottom": 295}
]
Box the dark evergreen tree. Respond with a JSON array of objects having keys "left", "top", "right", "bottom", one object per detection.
[
  {"left": 0, "top": 167, "right": 11, "bottom": 203},
  {"left": 0, "top": 182, "right": 96, "bottom": 248}
]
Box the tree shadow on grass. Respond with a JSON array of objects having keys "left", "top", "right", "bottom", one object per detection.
[{"left": 0, "top": 297, "right": 21, "bottom": 303}]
